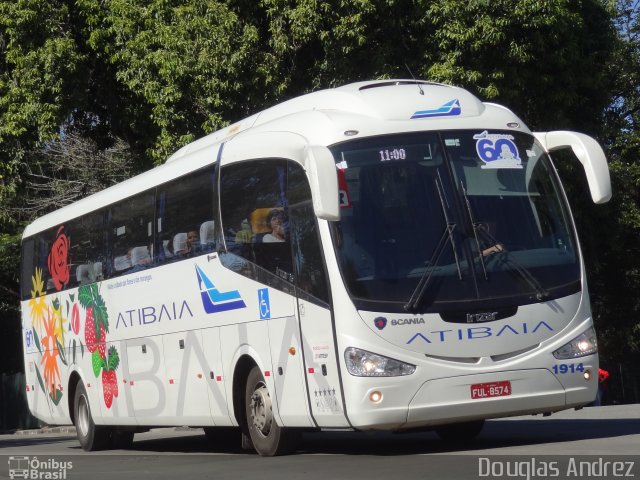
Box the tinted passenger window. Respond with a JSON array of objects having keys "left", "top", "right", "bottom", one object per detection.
[
  {"left": 288, "top": 163, "right": 329, "bottom": 304},
  {"left": 220, "top": 160, "right": 293, "bottom": 283},
  {"left": 109, "top": 191, "right": 155, "bottom": 277},
  {"left": 68, "top": 210, "right": 108, "bottom": 285},
  {"left": 156, "top": 167, "right": 216, "bottom": 264}
]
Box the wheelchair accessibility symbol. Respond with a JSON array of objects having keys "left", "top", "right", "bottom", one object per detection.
[{"left": 258, "top": 288, "right": 271, "bottom": 319}]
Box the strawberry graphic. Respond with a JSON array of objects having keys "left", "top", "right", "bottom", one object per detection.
[
  {"left": 84, "top": 306, "right": 98, "bottom": 353},
  {"left": 85, "top": 306, "right": 106, "bottom": 357},
  {"left": 97, "top": 323, "right": 106, "bottom": 359},
  {"left": 101, "top": 346, "right": 120, "bottom": 409},
  {"left": 102, "top": 369, "right": 118, "bottom": 408},
  {"left": 78, "top": 284, "right": 120, "bottom": 408}
]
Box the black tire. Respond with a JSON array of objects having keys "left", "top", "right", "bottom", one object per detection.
[
  {"left": 244, "top": 366, "right": 300, "bottom": 456},
  {"left": 74, "top": 380, "right": 111, "bottom": 451},
  {"left": 111, "top": 429, "right": 135, "bottom": 449},
  {"left": 435, "top": 419, "right": 485, "bottom": 444}
]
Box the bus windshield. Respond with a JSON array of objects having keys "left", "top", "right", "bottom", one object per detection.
[{"left": 330, "top": 130, "right": 579, "bottom": 313}]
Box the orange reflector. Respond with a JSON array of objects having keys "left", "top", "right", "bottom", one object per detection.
[{"left": 289, "top": 347, "right": 296, "bottom": 355}]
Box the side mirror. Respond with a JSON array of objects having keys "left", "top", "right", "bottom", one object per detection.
[
  {"left": 304, "top": 145, "right": 340, "bottom": 221},
  {"left": 533, "top": 131, "right": 612, "bottom": 204}
]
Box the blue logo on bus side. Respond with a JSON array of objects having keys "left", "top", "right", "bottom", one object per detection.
[
  {"left": 411, "top": 99, "right": 461, "bottom": 119},
  {"left": 195, "top": 265, "right": 246, "bottom": 314},
  {"left": 258, "top": 288, "right": 271, "bottom": 319}
]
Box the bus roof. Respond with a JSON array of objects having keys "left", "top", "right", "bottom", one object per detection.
[
  {"left": 23, "top": 80, "right": 529, "bottom": 238},
  {"left": 167, "top": 80, "right": 528, "bottom": 162}
]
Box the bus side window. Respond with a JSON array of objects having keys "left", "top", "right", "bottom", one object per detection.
[
  {"left": 156, "top": 166, "right": 216, "bottom": 264},
  {"left": 288, "top": 162, "right": 329, "bottom": 304},
  {"left": 20, "top": 237, "right": 35, "bottom": 301},
  {"left": 108, "top": 191, "right": 155, "bottom": 278},
  {"left": 220, "top": 159, "right": 294, "bottom": 284}
]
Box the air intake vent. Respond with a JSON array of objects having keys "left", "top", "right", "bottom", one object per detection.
[
  {"left": 424, "top": 354, "right": 481, "bottom": 364},
  {"left": 491, "top": 344, "right": 538, "bottom": 362}
]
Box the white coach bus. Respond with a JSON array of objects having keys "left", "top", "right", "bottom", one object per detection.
[{"left": 20, "top": 80, "right": 611, "bottom": 455}]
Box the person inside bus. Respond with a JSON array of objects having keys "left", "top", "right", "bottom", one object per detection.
[
  {"left": 262, "top": 209, "right": 286, "bottom": 243},
  {"left": 235, "top": 218, "right": 253, "bottom": 243},
  {"left": 174, "top": 228, "right": 200, "bottom": 256},
  {"left": 128, "top": 245, "right": 152, "bottom": 272}
]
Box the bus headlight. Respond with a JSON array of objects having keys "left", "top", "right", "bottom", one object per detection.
[
  {"left": 344, "top": 347, "right": 416, "bottom": 377},
  {"left": 552, "top": 327, "right": 598, "bottom": 359}
]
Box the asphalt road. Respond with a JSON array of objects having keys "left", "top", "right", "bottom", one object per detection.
[{"left": 1, "top": 405, "right": 639, "bottom": 480}]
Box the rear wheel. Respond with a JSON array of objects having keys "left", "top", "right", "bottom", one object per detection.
[
  {"left": 244, "top": 366, "right": 300, "bottom": 456},
  {"left": 74, "top": 381, "right": 111, "bottom": 451},
  {"left": 435, "top": 420, "right": 485, "bottom": 443}
]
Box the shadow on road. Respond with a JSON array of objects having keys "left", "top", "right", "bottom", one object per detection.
[{"left": 124, "top": 417, "right": 640, "bottom": 456}]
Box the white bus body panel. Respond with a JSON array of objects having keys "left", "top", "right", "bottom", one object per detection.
[{"left": 21, "top": 80, "right": 606, "bottom": 433}]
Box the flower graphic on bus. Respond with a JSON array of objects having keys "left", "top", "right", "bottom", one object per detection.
[
  {"left": 27, "top": 223, "right": 119, "bottom": 409},
  {"left": 48, "top": 226, "right": 70, "bottom": 291},
  {"left": 28, "top": 267, "right": 47, "bottom": 333},
  {"left": 28, "top": 269, "right": 67, "bottom": 405},
  {"left": 39, "top": 310, "right": 63, "bottom": 404}
]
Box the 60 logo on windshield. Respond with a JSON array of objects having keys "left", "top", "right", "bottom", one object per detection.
[
  {"left": 476, "top": 138, "right": 518, "bottom": 162},
  {"left": 472, "top": 131, "right": 522, "bottom": 169}
]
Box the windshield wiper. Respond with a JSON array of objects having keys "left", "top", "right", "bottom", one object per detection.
[
  {"left": 460, "top": 184, "right": 549, "bottom": 301},
  {"left": 461, "top": 183, "right": 489, "bottom": 281},
  {"left": 404, "top": 176, "right": 462, "bottom": 312}
]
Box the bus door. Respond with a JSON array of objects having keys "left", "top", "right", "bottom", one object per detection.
[
  {"left": 218, "top": 158, "right": 312, "bottom": 428},
  {"left": 295, "top": 298, "right": 349, "bottom": 428},
  {"left": 288, "top": 162, "right": 350, "bottom": 428}
]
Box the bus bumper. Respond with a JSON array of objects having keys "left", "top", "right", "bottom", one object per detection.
[{"left": 346, "top": 367, "right": 597, "bottom": 430}]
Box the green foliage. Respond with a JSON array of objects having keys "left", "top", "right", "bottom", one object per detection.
[
  {"left": 0, "top": 0, "right": 638, "bottom": 367},
  {"left": 101, "top": 0, "right": 272, "bottom": 163},
  {"left": 422, "top": 0, "right": 616, "bottom": 131}
]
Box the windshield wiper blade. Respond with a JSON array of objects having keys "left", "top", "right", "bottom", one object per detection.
[
  {"left": 460, "top": 185, "right": 549, "bottom": 301},
  {"left": 404, "top": 176, "right": 462, "bottom": 312},
  {"left": 436, "top": 174, "right": 463, "bottom": 281},
  {"left": 461, "top": 182, "right": 488, "bottom": 281},
  {"left": 489, "top": 239, "right": 549, "bottom": 301},
  {"left": 403, "top": 225, "right": 454, "bottom": 312}
]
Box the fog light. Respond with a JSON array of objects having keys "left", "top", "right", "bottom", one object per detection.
[
  {"left": 369, "top": 391, "right": 383, "bottom": 404},
  {"left": 583, "top": 369, "right": 592, "bottom": 381}
]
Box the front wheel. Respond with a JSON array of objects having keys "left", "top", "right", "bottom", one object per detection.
[
  {"left": 74, "top": 381, "right": 111, "bottom": 451},
  {"left": 244, "top": 366, "right": 300, "bottom": 456},
  {"left": 435, "top": 419, "right": 485, "bottom": 444}
]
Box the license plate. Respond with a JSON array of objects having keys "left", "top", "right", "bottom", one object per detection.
[{"left": 470, "top": 380, "right": 512, "bottom": 399}]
